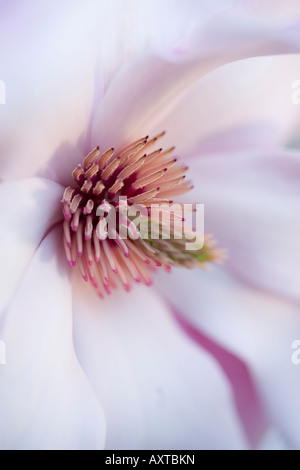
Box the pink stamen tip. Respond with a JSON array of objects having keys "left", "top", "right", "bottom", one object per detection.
[
  {"left": 145, "top": 259, "right": 150, "bottom": 264},
  {"left": 156, "top": 262, "right": 162, "bottom": 267},
  {"left": 112, "top": 268, "right": 118, "bottom": 274},
  {"left": 88, "top": 260, "right": 93, "bottom": 266}
]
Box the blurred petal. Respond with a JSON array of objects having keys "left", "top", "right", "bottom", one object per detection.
[
  {"left": 73, "top": 278, "right": 248, "bottom": 450},
  {"left": 0, "top": 0, "right": 231, "bottom": 182},
  {"left": 152, "top": 55, "right": 300, "bottom": 156},
  {"left": 89, "top": 0, "right": 233, "bottom": 89},
  {"left": 91, "top": 5, "right": 300, "bottom": 152},
  {"left": 156, "top": 267, "right": 300, "bottom": 448},
  {"left": 172, "top": 309, "right": 268, "bottom": 448},
  {"left": 0, "top": 228, "right": 105, "bottom": 450},
  {"left": 0, "top": 0, "right": 98, "bottom": 181},
  {"left": 0, "top": 178, "right": 63, "bottom": 314},
  {"left": 185, "top": 149, "right": 300, "bottom": 302}
]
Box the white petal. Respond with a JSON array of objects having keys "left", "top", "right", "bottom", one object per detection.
[
  {"left": 0, "top": 178, "right": 63, "bottom": 315},
  {"left": 0, "top": 0, "right": 230, "bottom": 182},
  {"left": 185, "top": 149, "right": 300, "bottom": 302},
  {"left": 156, "top": 267, "right": 300, "bottom": 448},
  {"left": 151, "top": 54, "right": 300, "bottom": 156},
  {"left": 91, "top": 4, "right": 300, "bottom": 152},
  {"left": 72, "top": 277, "right": 248, "bottom": 450},
  {"left": 0, "top": 228, "right": 105, "bottom": 450},
  {"left": 0, "top": 0, "right": 97, "bottom": 181}
]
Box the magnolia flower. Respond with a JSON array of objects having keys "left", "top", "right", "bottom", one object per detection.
[{"left": 1, "top": 0, "right": 300, "bottom": 450}]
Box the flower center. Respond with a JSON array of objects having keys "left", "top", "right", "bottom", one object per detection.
[{"left": 61, "top": 132, "right": 221, "bottom": 298}]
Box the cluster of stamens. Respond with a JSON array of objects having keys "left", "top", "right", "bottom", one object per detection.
[{"left": 62, "top": 132, "right": 221, "bottom": 298}]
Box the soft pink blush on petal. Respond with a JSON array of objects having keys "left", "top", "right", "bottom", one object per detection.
[
  {"left": 0, "top": 0, "right": 230, "bottom": 182},
  {"left": 172, "top": 308, "right": 268, "bottom": 448},
  {"left": 91, "top": 7, "right": 300, "bottom": 153},
  {"left": 0, "top": 228, "right": 105, "bottom": 450},
  {"left": 72, "top": 276, "right": 248, "bottom": 450},
  {"left": 150, "top": 55, "right": 300, "bottom": 157},
  {"left": 156, "top": 267, "right": 300, "bottom": 449},
  {"left": 0, "top": 1, "right": 98, "bottom": 181}
]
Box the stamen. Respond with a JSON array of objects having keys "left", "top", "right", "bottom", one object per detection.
[
  {"left": 101, "top": 157, "right": 120, "bottom": 180},
  {"left": 83, "top": 147, "right": 100, "bottom": 170},
  {"left": 63, "top": 220, "right": 72, "bottom": 248},
  {"left": 71, "top": 208, "right": 81, "bottom": 232},
  {"left": 81, "top": 180, "right": 93, "bottom": 194},
  {"left": 93, "top": 181, "right": 105, "bottom": 196},
  {"left": 83, "top": 199, "right": 94, "bottom": 215},
  {"left": 132, "top": 169, "right": 166, "bottom": 190},
  {"left": 98, "top": 148, "right": 115, "bottom": 171},
  {"left": 85, "top": 163, "right": 99, "bottom": 181},
  {"left": 70, "top": 194, "right": 82, "bottom": 214},
  {"left": 72, "top": 165, "right": 85, "bottom": 183},
  {"left": 62, "top": 187, "right": 75, "bottom": 203},
  {"left": 84, "top": 215, "right": 93, "bottom": 240},
  {"left": 61, "top": 133, "right": 221, "bottom": 298},
  {"left": 118, "top": 155, "right": 146, "bottom": 181}
]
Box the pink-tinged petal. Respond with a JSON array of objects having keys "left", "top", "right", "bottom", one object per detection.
[
  {"left": 88, "top": 0, "right": 233, "bottom": 89},
  {"left": 72, "top": 277, "right": 248, "bottom": 450},
  {"left": 185, "top": 149, "right": 300, "bottom": 303},
  {"left": 0, "top": 0, "right": 231, "bottom": 182},
  {"left": 0, "top": 178, "right": 63, "bottom": 314},
  {"left": 172, "top": 309, "right": 268, "bottom": 448},
  {"left": 91, "top": 5, "right": 300, "bottom": 152},
  {"left": 0, "top": 228, "right": 105, "bottom": 450},
  {"left": 151, "top": 55, "right": 300, "bottom": 157},
  {"left": 156, "top": 267, "right": 300, "bottom": 449},
  {"left": 0, "top": 1, "right": 98, "bottom": 181}
]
